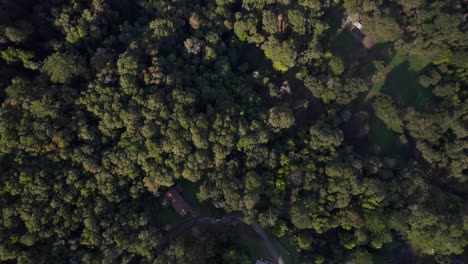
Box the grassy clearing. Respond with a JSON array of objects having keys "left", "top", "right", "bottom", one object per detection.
[
  {"left": 234, "top": 233, "right": 270, "bottom": 261},
  {"left": 273, "top": 238, "right": 299, "bottom": 264},
  {"left": 366, "top": 51, "right": 431, "bottom": 103},
  {"left": 360, "top": 51, "right": 432, "bottom": 157},
  {"left": 265, "top": 230, "right": 302, "bottom": 264},
  {"left": 368, "top": 113, "right": 406, "bottom": 157},
  {"left": 383, "top": 61, "right": 432, "bottom": 110}
]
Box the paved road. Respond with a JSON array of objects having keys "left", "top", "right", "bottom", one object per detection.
[
  {"left": 252, "top": 223, "right": 285, "bottom": 264},
  {"left": 163, "top": 215, "right": 284, "bottom": 264}
]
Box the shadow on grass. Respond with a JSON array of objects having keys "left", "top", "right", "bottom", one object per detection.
[
  {"left": 382, "top": 61, "right": 432, "bottom": 111},
  {"left": 330, "top": 30, "right": 369, "bottom": 66},
  {"left": 358, "top": 60, "right": 432, "bottom": 158},
  {"left": 365, "top": 51, "right": 431, "bottom": 104}
]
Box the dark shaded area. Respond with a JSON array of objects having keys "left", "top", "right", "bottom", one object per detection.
[
  {"left": 382, "top": 61, "right": 432, "bottom": 111},
  {"left": 156, "top": 215, "right": 282, "bottom": 263},
  {"left": 330, "top": 30, "right": 369, "bottom": 66},
  {"left": 238, "top": 43, "right": 325, "bottom": 129},
  {"left": 0, "top": 0, "right": 466, "bottom": 263}
]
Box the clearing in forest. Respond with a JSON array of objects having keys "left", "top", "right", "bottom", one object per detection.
[{"left": 365, "top": 52, "right": 432, "bottom": 108}]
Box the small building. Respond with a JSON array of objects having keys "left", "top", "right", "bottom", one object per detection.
[
  {"left": 164, "top": 185, "right": 193, "bottom": 216},
  {"left": 279, "top": 80, "right": 291, "bottom": 94},
  {"left": 252, "top": 71, "right": 261, "bottom": 79},
  {"left": 352, "top": 21, "right": 363, "bottom": 30},
  {"left": 342, "top": 16, "right": 376, "bottom": 49}
]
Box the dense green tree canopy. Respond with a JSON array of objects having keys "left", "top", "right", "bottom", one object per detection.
[
  {"left": 0, "top": 0, "right": 466, "bottom": 263},
  {"left": 42, "top": 52, "right": 86, "bottom": 83}
]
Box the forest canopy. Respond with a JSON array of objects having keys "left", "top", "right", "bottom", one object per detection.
[{"left": 0, "top": 0, "right": 467, "bottom": 263}]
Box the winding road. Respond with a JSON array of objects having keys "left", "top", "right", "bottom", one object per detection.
[{"left": 161, "top": 215, "right": 285, "bottom": 264}]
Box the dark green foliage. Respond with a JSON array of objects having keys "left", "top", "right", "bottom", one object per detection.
[
  {"left": 304, "top": 76, "right": 368, "bottom": 104},
  {"left": 309, "top": 122, "right": 343, "bottom": 150},
  {"left": 4, "top": 20, "right": 33, "bottom": 43},
  {"left": 0, "top": 0, "right": 466, "bottom": 263}
]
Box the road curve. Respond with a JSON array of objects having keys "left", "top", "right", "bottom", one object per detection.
[{"left": 162, "top": 215, "right": 284, "bottom": 264}]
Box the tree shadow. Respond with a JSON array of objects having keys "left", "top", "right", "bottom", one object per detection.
[
  {"left": 370, "top": 41, "right": 396, "bottom": 62},
  {"left": 238, "top": 43, "right": 325, "bottom": 129},
  {"left": 330, "top": 30, "right": 369, "bottom": 66},
  {"left": 382, "top": 61, "right": 432, "bottom": 111}
]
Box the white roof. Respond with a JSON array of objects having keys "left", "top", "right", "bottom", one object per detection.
[{"left": 353, "top": 21, "right": 363, "bottom": 30}]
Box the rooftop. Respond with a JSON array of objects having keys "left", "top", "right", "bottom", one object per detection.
[{"left": 165, "top": 186, "right": 192, "bottom": 216}]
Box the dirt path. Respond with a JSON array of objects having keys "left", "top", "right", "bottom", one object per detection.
[{"left": 159, "top": 215, "right": 285, "bottom": 264}]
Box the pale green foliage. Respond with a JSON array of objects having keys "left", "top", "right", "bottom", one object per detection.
[
  {"left": 66, "top": 25, "right": 87, "bottom": 43},
  {"left": 328, "top": 56, "right": 344, "bottom": 75},
  {"left": 305, "top": 76, "right": 367, "bottom": 104},
  {"left": 350, "top": 249, "right": 374, "bottom": 264},
  {"left": 262, "top": 10, "right": 277, "bottom": 34},
  {"left": 242, "top": 0, "right": 275, "bottom": 10},
  {"left": 215, "top": 0, "right": 235, "bottom": 5},
  {"left": 372, "top": 17, "right": 401, "bottom": 41},
  {"left": 403, "top": 109, "right": 442, "bottom": 143},
  {"left": 117, "top": 50, "right": 140, "bottom": 76},
  {"left": 290, "top": 203, "right": 314, "bottom": 229},
  {"left": 396, "top": 0, "right": 425, "bottom": 15},
  {"left": 287, "top": 9, "right": 307, "bottom": 35},
  {"left": 1, "top": 0, "right": 467, "bottom": 262},
  {"left": 268, "top": 105, "right": 295, "bottom": 129},
  {"left": 362, "top": 212, "right": 393, "bottom": 249},
  {"left": 149, "top": 18, "right": 175, "bottom": 38},
  {"left": 372, "top": 95, "right": 403, "bottom": 133},
  {"left": 297, "top": 233, "right": 314, "bottom": 250},
  {"left": 406, "top": 194, "right": 468, "bottom": 255},
  {"left": 42, "top": 52, "right": 86, "bottom": 83},
  {"left": 304, "top": 76, "right": 331, "bottom": 102},
  {"left": 309, "top": 122, "right": 343, "bottom": 150},
  {"left": 203, "top": 46, "right": 216, "bottom": 61},
  {"left": 184, "top": 38, "right": 202, "bottom": 54},
  {"left": 361, "top": 179, "right": 385, "bottom": 209},
  {"left": 299, "top": 0, "right": 327, "bottom": 10},
  {"left": 234, "top": 14, "right": 264, "bottom": 43},
  {"left": 343, "top": 0, "right": 379, "bottom": 13},
  {"left": 261, "top": 37, "right": 297, "bottom": 71},
  {"left": 0, "top": 47, "right": 38, "bottom": 69},
  {"left": 243, "top": 192, "right": 259, "bottom": 209},
  {"left": 450, "top": 50, "right": 468, "bottom": 68},
  {"left": 244, "top": 171, "right": 262, "bottom": 191},
  {"left": 336, "top": 78, "right": 368, "bottom": 104}
]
